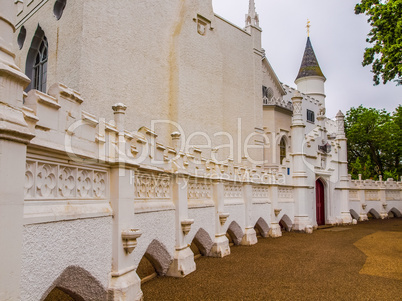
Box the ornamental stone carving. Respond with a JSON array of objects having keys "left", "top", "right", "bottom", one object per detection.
[
  {"left": 187, "top": 181, "right": 212, "bottom": 200},
  {"left": 121, "top": 229, "right": 142, "bottom": 254},
  {"left": 36, "top": 163, "right": 57, "bottom": 198},
  {"left": 24, "top": 159, "right": 108, "bottom": 200},
  {"left": 134, "top": 172, "right": 171, "bottom": 199},
  {"left": 219, "top": 213, "right": 230, "bottom": 225},
  {"left": 349, "top": 190, "right": 358, "bottom": 200},
  {"left": 252, "top": 185, "right": 269, "bottom": 198},
  {"left": 93, "top": 171, "right": 107, "bottom": 198},
  {"left": 386, "top": 190, "right": 400, "bottom": 201},
  {"left": 58, "top": 166, "right": 75, "bottom": 197},
  {"left": 25, "top": 161, "right": 35, "bottom": 198},
  {"left": 292, "top": 101, "right": 302, "bottom": 115},
  {"left": 181, "top": 219, "right": 194, "bottom": 235},
  {"left": 365, "top": 190, "right": 379, "bottom": 201},
  {"left": 77, "top": 169, "right": 92, "bottom": 198},
  {"left": 224, "top": 183, "right": 243, "bottom": 198},
  {"left": 336, "top": 110, "right": 345, "bottom": 135},
  {"left": 194, "top": 15, "right": 212, "bottom": 36},
  {"left": 278, "top": 188, "right": 293, "bottom": 199}
]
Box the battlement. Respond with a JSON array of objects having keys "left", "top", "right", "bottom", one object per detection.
[
  {"left": 23, "top": 83, "right": 286, "bottom": 185},
  {"left": 282, "top": 84, "right": 321, "bottom": 106},
  {"left": 263, "top": 95, "right": 293, "bottom": 111},
  {"left": 349, "top": 175, "right": 402, "bottom": 189}
]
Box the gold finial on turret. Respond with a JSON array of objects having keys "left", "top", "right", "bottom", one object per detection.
[{"left": 306, "top": 19, "right": 311, "bottom": 37}]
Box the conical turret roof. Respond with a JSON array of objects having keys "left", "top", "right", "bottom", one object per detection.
[{"left": 295, "top": 37, "right": 326, "bottom": 81}]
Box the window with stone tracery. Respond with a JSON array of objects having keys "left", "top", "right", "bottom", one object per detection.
[
  {"left": 25, "top": 25, "right": 48, "bottom": 93},
  {"left": 33, "top": 37, "right": 48, "bottom": 92}
]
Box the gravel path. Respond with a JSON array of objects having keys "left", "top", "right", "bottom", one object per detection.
[{"left": 142, "top": 219, "right": 402, "bottom": 301}]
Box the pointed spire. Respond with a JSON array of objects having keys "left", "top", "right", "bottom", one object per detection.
[
  {"left": 245, "top": 0, "right": 259, "bottom": 28},
  {"left": 295, "top": 37, "right": 326, "bottom": 81}
]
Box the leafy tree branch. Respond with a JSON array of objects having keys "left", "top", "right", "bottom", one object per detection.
[{"left": 355, "top": 0, "right": 402, "bottom": 85}]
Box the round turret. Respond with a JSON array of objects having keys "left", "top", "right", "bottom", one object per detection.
[{"left": 295, "top": 37, "right": 326, "bottom": 105}]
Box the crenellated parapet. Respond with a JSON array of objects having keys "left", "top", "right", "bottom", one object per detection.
[
  {"left": 22, "top": 83, "right": 286, "bottom": 184},
  {"left": 348, "top": 175, "right": 402, "bottom": 221},
  {"left": 282, "top": 84, "right": 321, "bottom": 106},
  {"left": 349, "top": 176, "right": 401, "bottom": 190},
  {"left": 263, "top": 95, "right": 293, "bottom": 111}
]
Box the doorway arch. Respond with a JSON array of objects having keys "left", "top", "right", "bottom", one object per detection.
[{"left": 316, "top": 178, "right": 325, "bottom": 225}]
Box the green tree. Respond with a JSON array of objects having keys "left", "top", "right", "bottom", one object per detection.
[
  {"left": 355, "top": 0, "right": 402, "bottom": 85},
  {"left": 345, "top": 105, "right": 401, "bottom": 180}
]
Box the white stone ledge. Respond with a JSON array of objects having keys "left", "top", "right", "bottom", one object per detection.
[
  {"left": 23, "top": 200, "right": 112, "bottom": 225},
  {"left": 223, "top": 198, "right": 244, "bottom": 206},
  {"left": 188, "top": 199, "right": 215, "bottom": 209},
  {"left": 214, "top": 14, "right": 250, "bottom": 35},
  {"left": 278, "top": 199, "right": 295, "bottom": 203},
  {"left": 252, "top": 199, "right": 270, "bottom": 204},
  {"left": 134, "top": 200, "right": 175, "bottom": 213}
]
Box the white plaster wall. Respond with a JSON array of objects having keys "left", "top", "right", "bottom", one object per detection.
[
  {"left": 251, "top": 203, "right": 271, "bottom": 226},
  {"left": 263, "top": 109, "right": 292, "bottom": 139},
  {"left": 304, "top": 185, "right": 317, "bottom": 224},
  {"left": 302, "top": 97, "right": 322, "bottom": 135},
  {"left": 21, "top": 216, "right": 112, "bottom": 301},
  {"left": 387, "top": 201, "right": 402, "bottom": 213},
  {"left": 329, "top": 188, "right": 343, "bottom": 221},
  {"left": 262, "top": 61, "right": 283, "bottom": 101},
  {"left": 366, "top": 201, "right": 383, "bottom": 215},
  {"left": 277, "top": 203, "right": 295, "bottom": 224},
  {"left": 217, "top": 17, "right": 263, "bottom": 163},
  {"left": 262, "top": 108, "right": 292, "bottom": 168},
  {"left": 349, "top": 201, "right": 361, "bottom": 217},
  {"left": 132, "top": 210, "right": 176, "bottom": 268},
  {"left": 187, "top": 207, "right": 216, "bottom": 244},
  {"left": 223, "top": 204, "right": 246, "bottom": 231},
  {"left": 295, "top": 77, "right": 326, "bottom": 104}
]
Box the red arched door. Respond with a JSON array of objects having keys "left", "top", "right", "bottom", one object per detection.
[{"left": 316, "top": 179, "right": 325, "bottom": 225}]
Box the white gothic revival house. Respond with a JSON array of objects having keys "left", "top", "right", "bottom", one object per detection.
[{"left": 1, "top": 0, "right": 401, "bottom": 300}]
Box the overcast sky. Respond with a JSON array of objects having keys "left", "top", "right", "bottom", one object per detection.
[{"left": 212, "top": 0, "right": 401, "bottom": 118}]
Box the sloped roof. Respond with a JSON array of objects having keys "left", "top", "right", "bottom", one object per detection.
[
  {"left": 295, "top": 37, "right": 326, "bottom": 81},
  {"left": 262, "top": 57, "right": 286, "bottom": 95}
]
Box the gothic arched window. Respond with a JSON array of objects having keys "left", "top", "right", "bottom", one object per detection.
[
  {"left": 33, "top": 37, "right": 48, "bottom": 92},
  {"left": 25, "top": 25, "right": 48, "bottom": 93},
  {"left": 280, "top": 137, "right": 286, "bottom": 164}
]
